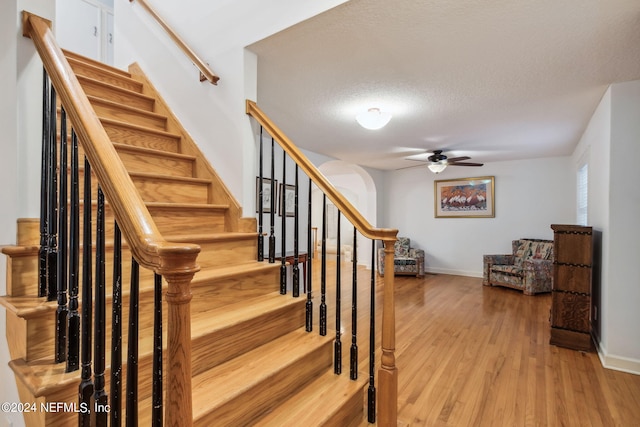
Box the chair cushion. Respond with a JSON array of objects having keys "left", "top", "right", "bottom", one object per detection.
[
  {"left": 491, "top": 265, "right": 523, "bottom": 276},
  {"left": 394, "top": 237, "right": 411, "bottom": 257},
  {"left": 513, "top": 240, "right": 553, "bottom": 266}
]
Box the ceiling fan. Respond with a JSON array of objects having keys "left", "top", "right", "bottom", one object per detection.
[{"left": 406, "top": 150, "right": 483, "bottom": 174}]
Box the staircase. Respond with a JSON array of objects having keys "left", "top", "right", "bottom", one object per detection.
[{"left": 1, "top": 50, "right": 368, "bottom": 426}]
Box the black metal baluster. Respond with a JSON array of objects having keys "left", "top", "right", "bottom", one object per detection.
[
  {"left": 293, "top": 164, "right": 300, "bottom": 298},
  {"left": 111, "top": 222, "right": 123, "bottom": 427},
  {"left": 47, "top": 82, "right": 58, "bottom": 301},
  {"left": 320, "top": 194, "right": 327, "bottom": 336},
  {"left": 38, "top": 69, "right": 50, "bottom": 298},
  {"left": 94, "top": 186, "right": 108, "bottom": 426},
  {"left": 350, "top": 227, "right": 358, "bottom": 380},
  {"left": 79, "top": 157, "right": 93, "bottom": 427},
  {"left": 334, "top": 210, "right": 342, "bottom": 375},
  {"left": 257, "top": 127, "right": 264, "bottom": 261},
  {"left": 305, "top": 178, "right": 313, "bottom": 332},
  {"left": 67, "top": 130, "right": 80, "bottom": 372},
  {"left": 55, "top": 107, "right": 68, "bottom": 363},
  {"left": 280, "top": 152, "right": 287, "bottom": 295},
  {"left": 368, "top": 242, "right": 377, "bottom": 423},
  {"left": 268, "top": 137, "right": 276, "bottom": 263},
  {"left": 152, "top": 273, "right": 163, "bottom": 427},
  {"left": 126, "top": 259, "right": 140, "bottom": 427}
]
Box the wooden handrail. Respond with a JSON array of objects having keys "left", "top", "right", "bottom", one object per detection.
[
  {"left": 246, "top": 100, "right": 397, "bottom": 242},
  {"left": 130, "top": 0, "right": 220, "bottom": 85},
  {"left": 246, "top": 99, "right": 398, "bottom": 425},
  {"left": 23, "top": 12, "right": 198, "bottom": 426}
]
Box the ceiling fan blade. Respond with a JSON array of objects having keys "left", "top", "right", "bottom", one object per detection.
[
  {"left": 449, "top": 162, "right": 484, "bottom": 167},
  {"left": 395, "top": 163, "right": 426, "bottom": 170},
  {"left": 446, "top": 156, "right": 471, "bottom": 162}
]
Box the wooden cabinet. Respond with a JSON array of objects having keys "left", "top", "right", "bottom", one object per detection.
[{"left": 550, "top": 224, "right": 593, "bottom": 351}]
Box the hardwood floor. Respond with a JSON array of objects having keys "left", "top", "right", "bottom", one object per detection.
[{"left": 314, "top": 263, "right": 640, "bottom": 426}]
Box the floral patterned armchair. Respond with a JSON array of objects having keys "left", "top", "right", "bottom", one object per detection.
[
  {"left": 483, "top": 239, "right": 553, "bottom": 295},
  {"left": 378, "top": 237, "right": 425, "bottom": 277}
]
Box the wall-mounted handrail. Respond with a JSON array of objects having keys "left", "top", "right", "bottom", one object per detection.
[
  {"left": 23, "top": 11, "right": 198, "bottom": 426},
  {"left": 246, "top": 99, "right": 399, "bottom": 425},
  {"left": 130, "top": 0, "right": 220, "bottom": 85}
]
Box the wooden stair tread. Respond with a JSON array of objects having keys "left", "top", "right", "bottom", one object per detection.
[
  {"left": 113, "top": 142, "right": 196, "bottom": 162},
  {"left": 0, "top": 261, "right": 271, "bottom": 318},
  {"left": 100, "top": 117, "right": 181, "bottom": 139},
  {"left": 254, "top": 370, "right": 367, "bottom": 426},
  {"left": 191, "top": 261, "right": 279, "bottom": 285},
  {"left": 164, "top": 231, "right": 257, "bottom": 242},
  {"left": 62, "top": 49, "right": 131, "bottom": 78},
  {"left": 8, "top": 291, "right": 298, "bottom": 396},
  {"left": 76, "top": 75, "right": 152, "bottom": 102},
  {"left": 66, "top": 56, "right": 143, "bottom": 92},
  {"left": 127, "top": 170, "right": 211, "bottom": 184},
  {"left": 0, "top": 232, "right": 255, "bottom": 259},
  {"left": 87, "top": 95, "right": 165, "bottom": 120},
  {"left": 136, "top": 329, "right": 333, "bottom": 425}
]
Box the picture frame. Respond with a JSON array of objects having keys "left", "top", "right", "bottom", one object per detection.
[
  {"left": 279, "top": 183, "right": 296, "bottom": 217},
  {"left": 434, "top": 176, "right": 495, "bottom": 218},
  {"left": 256, "top": 177, "right": 277, "bottom": 213}
]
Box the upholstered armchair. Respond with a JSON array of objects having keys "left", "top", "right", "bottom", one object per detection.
[
  {"left": 483, "top": 239, "right": 553, "bottom": 295},
  {"left": 378, "top": 237, "right": 425, "bottom": 277}
]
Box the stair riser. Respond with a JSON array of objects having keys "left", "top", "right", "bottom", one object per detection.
[
  {"left": 115, "top": 148, "right": 195, "bottom": 178},
  {"left": 195, "top": 340, "right": 333, "bottom": 426},
  {"left": 73, "top": 167, "right": 209, "bottom": 204},
  {"left": 102, "top": 121, "right": 180, "bottom": 153},
  {"left": 190, "top": 238, "right": 257, "bottom": 268},
  {"left": 150, "top": 207, "right": 226, "bottom": 235},
  {"left": 191, "top": 299, "right": 305, "bottom": 376},
  {"left": 133, "top": 177, "right": 210, "bottom": 204},
  {"left": 90, "top": 99, "right": 167, "bottom": 130},
  {"left": 68, "top": 59, "right": 143, "bottom": 93},
  {"left": 71, "top": 142, "right": 194, "bottom": 179},
  {"left": 78, "top": 77, "right": 154, "bottom": 111},
  {"left": 191, "top": 268, "right": 280, "bottom": 310}
]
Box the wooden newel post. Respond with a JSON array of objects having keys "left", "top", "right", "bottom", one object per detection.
[
  {"left": 162, "top": 269, "right": 196, "bottom": 427},
  {"left": 379, "top": 238, "right": 398, "bottom": 426}
]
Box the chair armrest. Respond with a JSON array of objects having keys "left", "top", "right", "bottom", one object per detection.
[
  {"left": 484, "top": 254, "right": 514, "bottom": 265},
  {"left": 522, "top": 259, "right": 553, "bottom": 294},
  {"left": 409, "top": 248, "right": 424, "bottom": 258},
  {"left": 483, "top": 254, "right": 513, "bottom": 284},
  {"left": 409, "top": 248, "right": 425, "bottom": 276}
]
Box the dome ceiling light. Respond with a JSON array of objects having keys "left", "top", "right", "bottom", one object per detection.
[{"left": 356, "top": 108, "right": 392, "bottom": 130}]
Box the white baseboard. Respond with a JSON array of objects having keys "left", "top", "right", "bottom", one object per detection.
[
  {"left": 424, "top": 267, "right": 482, "bottom": 278},
  {"left": 593, "top": 330, "right": 640, "bottom": 375}
]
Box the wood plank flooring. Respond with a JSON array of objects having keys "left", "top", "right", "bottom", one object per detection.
[{"left": 309, "top": 262, "right": 640, "bottom": 426}]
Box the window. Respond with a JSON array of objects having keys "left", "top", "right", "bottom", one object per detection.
[{"left": 577, "top": 163, "right": 588, "bottom": 226}]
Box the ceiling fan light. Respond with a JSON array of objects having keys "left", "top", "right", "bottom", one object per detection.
[
  {"left": 428, "top": 162, "right": 447, "bottom": 174},
  {"left": 356, "top": 108, "right": 392, "bottom": 130}
]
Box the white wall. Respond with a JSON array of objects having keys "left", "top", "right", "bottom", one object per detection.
[
  {"left": 570, "top": 81, "right": 640, "bottom": 374},
  {"left": 607, "top": 81, "right": 640, "bottom": 370},
  {"left": 384, "top": 157, "right": 574, "bottom": 277},
  {"left": 1, "top": 2, "right": 56, "bottom": 426},
  {"left": 571, "top": 87, "right": 611, "bottom": 363},
  {"left": 114, "top": 0, "right": 348, "bottom": 217}
]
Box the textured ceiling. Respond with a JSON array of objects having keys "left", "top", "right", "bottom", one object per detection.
[{"left": 247, "top": 0, "right": 640, "bottom": 170}]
